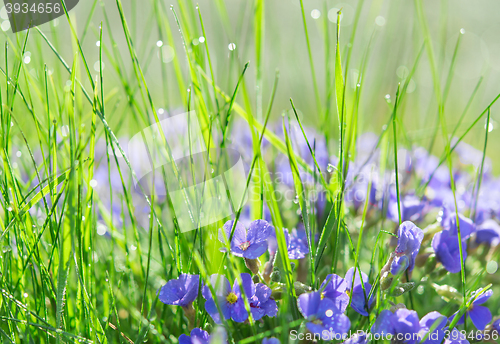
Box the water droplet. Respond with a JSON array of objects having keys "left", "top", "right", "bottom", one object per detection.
[
  {"left": 199, "top": 36, "right": 205, "bottom": 43},
  {"left": 375, "top": 16, "right": 386, "bottom": 26},
  {"left": 97, "top": 224, "right": 106, "bottom": 236},
  {"left": 487, "top": 261, "right": 498, "bottom": 274},
  {"left": 156, "top": 40, "right": 163, "bottom": 47},
  {"left": 311, "top": 9, "right": 321, "bottom": 19},
  {"left": 385, "top": 94, "right": 391, "bottom": 100},
  {"left": 228, "top": 43, "right": 236, "bottom": 51},
  {"left": 327, "top": 164, "right": 336, "bottom": 173},
  {"left": 2, "top": 245, "right": 11, "bottom": 253},
  {"left": 460, "top": 28, "right": 465, "bottom": 35},
  {"left": 293, "top": 195, "right": 299, "bottom": 204}
]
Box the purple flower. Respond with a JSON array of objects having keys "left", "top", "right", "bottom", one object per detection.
[
  {"left": 288, "top": 227, "right": 309, "bottom": 259},
  {"left": 219, "top": 220, "right": 273, "bottom": 259},
  {"left": 320, "top": 268, "right": 374, "bottom": 316},
  {"left": 202, "top": 274, "right": 249, "bottom": 323},
  {"left": 202, "top": 273, "right": 276, "bottom": 323},
  {"left": 493, "top": 318, "right": 500, "bottom": 332},
  {"left": 450, "top": 289, "right": 493, "bottom": 331},
  {"left": 262, "top": 338, "right": 280, "bottom": 344},
  {"left": 444, "top": 328, "right": 470, "bottom": 344},
  {"left": 391, "top": 221, "right": 424, "bottom": 275},
  {"left": 297, "top": 291, "right": 351, "bottom": 339},
  {"left": 249, "top": 281, "right": 278, "bottom": 321},
  {"left": 179, "top": 328, "right": 227, "bottom": 344},
  {"left": 442, "top": 213, "right": 476, "bottom": 239},
  {"left": 371, "top": 308, "right": 421, "bottom": 344},
  {"left": 267, "top": 227, "right": 309, "bottom": 259},
  {"left": 475, "top": 219, "right": 500, "bottom": 245},
  {"left": 178, "top": 328, "right": 210, "bottom": 344},
  {"left": 387, "top": 194, "right": 426, "bottom": 224},
  {"left": 432, "top": 213, "right": 473, "bottom": 274},
  {"left": 418, "top": 311, "right": 447, "bottom": 344},
  {"left": 432, "top": 230, "right": 467, "bottom": 273},
  {"left": 342, "top": 332, "right": 368, "bottom": 344},
  {"left": 158, "top": 274, "right": 199, "bottom": 306}
]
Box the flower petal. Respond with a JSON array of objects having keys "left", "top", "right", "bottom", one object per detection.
[
  {"left": 473, "top": 289, "right": 493, "bottom": 305},
  {"left": 297, "top": 292, "right": 321, "bottom": 319},
  {"left": 202, "top": 274, "right": 231, "bottom": 299},
  {"left": 261, "top": 299, "right": 278, "bottom": 318},
  {"left": 178, "top": 334, "right": 192, "bottom": 344},
  {"left": 344, "top": 268, "right": 369, "bottom": 290},
  {"left": 469, "top": 305, "right": 492, "bottom": 331},
  {"left": 220, "top": 220, "right": 247, "bottom": 247},
  {"left": 159, "top": 279, "right": 183, "bottom": 305},
  {"left": 247, "top": 220, "right": 273, "bottom": 243},
  {"left": 255, "top": 283, "right": 272, "bottom": 302},
  {"left": 242, "top": 241, "right": 268, "bottom": 259},
  {"left": 179, "top": 274, "right": 199, "bottom": 305},
  {"left": 231, "top": 299, "right": 249, "bottom": 323}
]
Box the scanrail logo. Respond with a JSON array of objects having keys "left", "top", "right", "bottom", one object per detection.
[
  {"left": 2, "top": 0, "right": 78, "bottom": 32},
  {"left": 128, "top": 111, "right": 247, "bottom": 232}
]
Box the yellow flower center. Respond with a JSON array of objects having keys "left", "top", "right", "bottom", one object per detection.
[
  {"left": 226, "top": 292, "right": 238, "bottom": 304},
  {"left": 346, "top": 290, "right": 351, "bottom": 298},
  {"left": 321, "top": 292, "right": 325, "bottom": 300},
  {"left": 239, "top": 241, "right": 251, "bottom": 251}
]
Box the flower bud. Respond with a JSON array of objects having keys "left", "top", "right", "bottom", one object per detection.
[
  {"left": 252, "top": 274, "right": 261, "bottom": 283},
  {"left": 270, "top": 270, "right": 281, "bottom": 283},
  {"left": 400, "top": 282, "right": 415, "bottom": 292},
  {"left": 390, "top": 286, "right": 405, "bottom": 297},
  {"left": 380, "top": 271, "right": 393, "bottom": 291},
  {"left": 293, "top": 281, "right": 312, "bottom": 295},
  {"left": 431, "top": 283, "right": 464, "bottom": 304},
  {"left": 244, "top": 258, "right": 261, "bottom": 275}
]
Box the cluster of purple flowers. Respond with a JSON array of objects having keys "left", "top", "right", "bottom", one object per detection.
[{"left": 153, "top": 125, "right": 500, "bottom": 343}]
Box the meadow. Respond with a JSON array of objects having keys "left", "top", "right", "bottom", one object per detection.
[{"left": 0, "top": 0, "right": 500, "bottom": 343}]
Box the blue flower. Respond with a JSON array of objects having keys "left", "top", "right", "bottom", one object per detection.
[
  {"left": 297, "top": 291, "right": 351, "bottom": 339},
  {"left": 418, "top": 311, "right": 447, "bottom": 344},
  {"left": 320, "top": 268, "right": 374, "bottom": 316},
  {"left": 267, "top": 226, "right": 309, "bottom": 259},
  {"left": 432, "top": 213, "right": 476, "bottom": 274},
  {"left": 341, "top": 332, "right": 368, "bottom": 344},
  {"left": 390, "top": 221, "right": 424, "bottom": 275},
  {"left": 178, "top": 327, "right": 227, "bottom": 344},
  {"left": 249, "top": 281, "right": 278, "bottom": 321},
  {"left": 450, "top": 289, "right": 493, "bottom": 331},
  {"left": 475, "top": 219, "right": 500, "bottom": 245},
  {"left": 178, "top": 328, "right": 210, "bottom": 344},
  {"left": 219, "top": 220, "right": 273, "bottom": 259},
  {"left": 442, "top": 212, "right": 475, "bottom": 239},
  {"left": 387, "top": 193, "right": 426, "bottom": 224},
  {"left": 202, "top": 273, "right": 276, "bottom": 323},
  {"left": 158, "top": 274, "right": 199, "bottom": 306},
  {"left": 444, "top": 328, "right": 470, "bottom": 344},
  {"left": 262, "top": 338, "right": 280, "bottom": 344}
]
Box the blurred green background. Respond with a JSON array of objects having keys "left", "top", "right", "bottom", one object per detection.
[{"left": 1, "top": 0, "right": 499, "bottom": 168}]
